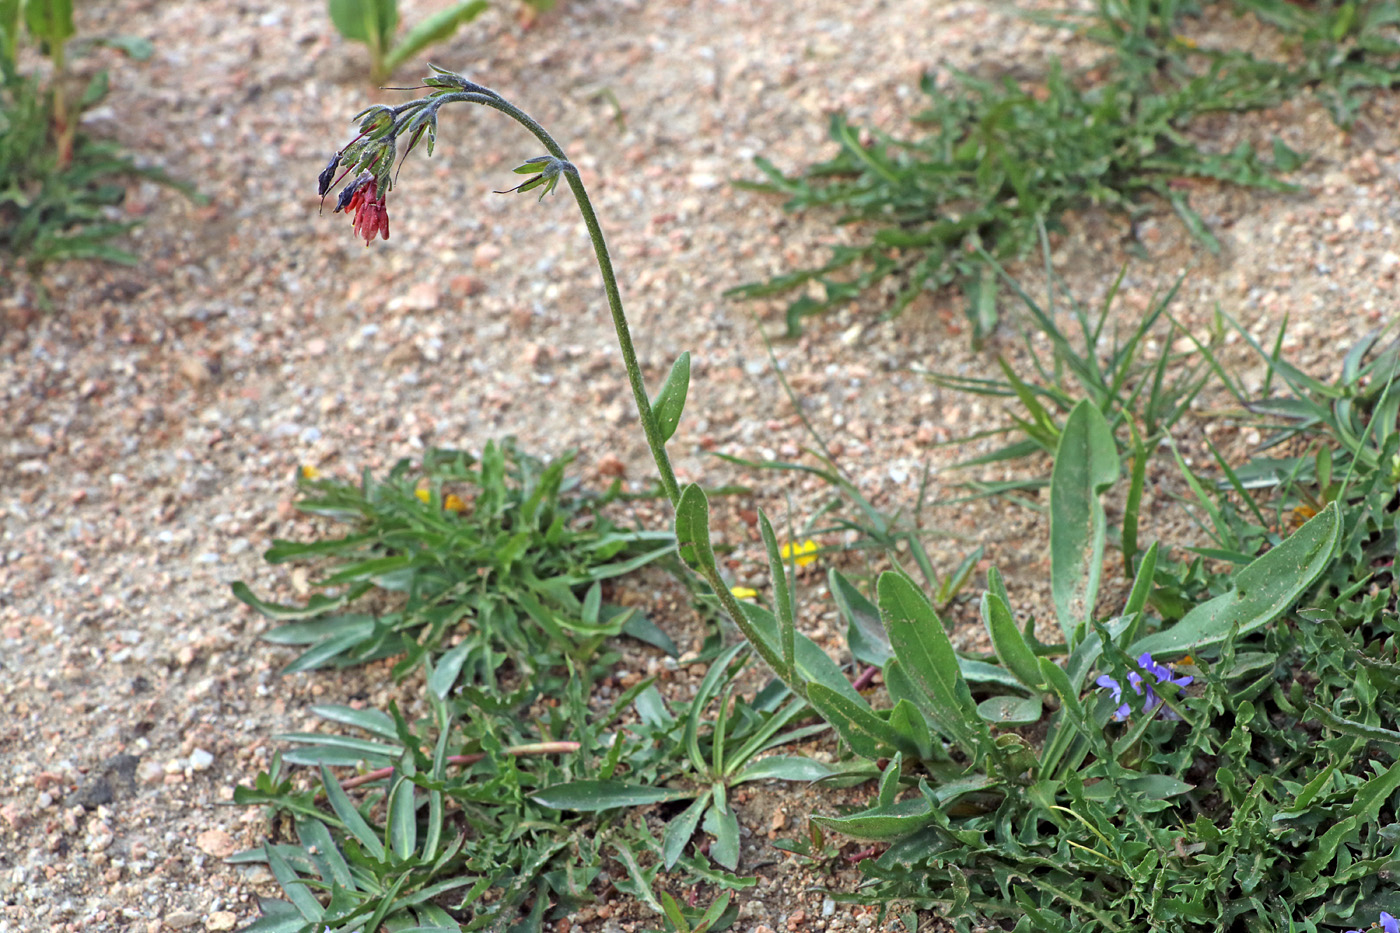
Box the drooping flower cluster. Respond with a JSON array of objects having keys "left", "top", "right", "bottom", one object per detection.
[
  {"left": 1095, "top": 652, "right": 1193, "bottom": 721},
  {"left": 339, "top": 173, "right": 390, "bottom": 246},
  {"left": 1345, "top": 912, "right": 1399, "bottom": 933}
]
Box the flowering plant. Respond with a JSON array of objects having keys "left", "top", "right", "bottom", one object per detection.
[
  {"left": 1095, "top": 652, "right": 1193, "bottom": 721},
  {"left": 1346, "top": 912, "right": 1400, "bottom": 933}
]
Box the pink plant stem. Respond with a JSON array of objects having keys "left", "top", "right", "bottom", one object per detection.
[
  {"left": 850, "top": 665, "right": 879, "bottom": 692},
  {"left": 333, "top": 740, "right": 581, "bottom": 792}
]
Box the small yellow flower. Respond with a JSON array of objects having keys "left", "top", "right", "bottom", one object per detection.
[
  {"left": 443, "top": 493, "right": 466, "bottom": 512},
  {"left": 730, "top": 586, "right": 759, "bottom": 600},
  {"left": 415, "top": 488, "right": 431, "bottom": 504},
  {"left": 300, "top": 465, "right": 322, "bottom": 480},
  {"left": 1173, "top": 34, "right": 1198, "bottom": 48},
  {"left": 780, "top": 539, "right": 819, "bottom": 568}
]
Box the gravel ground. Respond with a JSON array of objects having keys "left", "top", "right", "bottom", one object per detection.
[{"left": 1, "top": 0, "right": 1396, "bottom": 930}]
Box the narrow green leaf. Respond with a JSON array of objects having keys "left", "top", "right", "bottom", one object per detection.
[
  {"left": 263, "top": 846, "right": 323, "bottom": 922},
  {"left": 758, "top": 510, "right": 796, "bottom": 675},
  {"left": 1049, "top": 400, "right": 1119, "bottom": 643},
  {"left": 386, "top": 774, "right": 417, "bottom": 860},
  {"left": 384, "top": 0, "right": 488, "bottom": 73},
  {"left": 532, "top": 781, "right": 695, "bottom": 811},
  {"left": 319, "top": 763, "right": 385, "bottom": 861},
  {"left": 652, "top": 351, "right": 691, "bottom": 443},
  {"left": 982, "top": 577, "right": 1044, "bottom": 690}
]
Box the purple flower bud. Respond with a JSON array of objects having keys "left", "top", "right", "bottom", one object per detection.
[
  {"left": 317, "top": 152, "right": 341, "bottom": 197},
  {"left": 335, "top": 173, "right": 371, "bottom": 213}
]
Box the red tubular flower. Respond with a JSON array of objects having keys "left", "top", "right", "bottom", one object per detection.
[{"left": 335, "top": 173, "right": 390, "bottom": 246}]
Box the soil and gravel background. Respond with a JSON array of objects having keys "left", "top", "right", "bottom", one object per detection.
[{"left": 1, "top": 0, "right": 1396, "bottom": 930}]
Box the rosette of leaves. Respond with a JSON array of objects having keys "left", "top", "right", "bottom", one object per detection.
[{"left": 232, "top": 442, "right": 678, "bottom": 695}]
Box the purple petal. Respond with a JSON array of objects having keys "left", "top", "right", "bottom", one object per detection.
[{"left": 1381, "top": 912, "right": 1398, "bottom": 933}]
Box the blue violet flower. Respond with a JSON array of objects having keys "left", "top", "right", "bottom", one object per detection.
[
  {"left": 1344, "top": 911, "right": 1399, "bottom": 933},
  {"left": 1094, "top": 652, "right": 1193, "bottom": 721}
]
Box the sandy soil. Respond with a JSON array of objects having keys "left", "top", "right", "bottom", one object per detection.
[{"left": 1, "top": 0, "right": 1395, "bottom": 930}]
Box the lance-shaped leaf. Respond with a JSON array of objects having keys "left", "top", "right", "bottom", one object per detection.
[
  {"left": 652, "top": 351, "right": 691, "bottom": 443},
  {"left": 1049, "top": 400, "right": 1119, "bottom": 644},
  {"left": 1130, "top": 501, "right": 1340, "bottom": 658},
  {"left": 879, "top": 572, "right": 991, "bottom": 760},
  {"left": 674, "top": 483, "right": 719, "bottom": 575},
  {"left": 982, "top": 569, "right": 1043, "bottom": 691}
]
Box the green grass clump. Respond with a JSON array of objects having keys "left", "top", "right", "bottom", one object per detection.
[
  {"left": 728, "top": 0, "right": 1400, "bottom": 337},
  {"left": 232, "top": 441, "right": 678, "bottom": 695},
  {"left": 1, "top": 5, "right": 200, "bottom": 276}
]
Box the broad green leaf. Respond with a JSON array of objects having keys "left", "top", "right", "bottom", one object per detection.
[
  {"left": 663, "top": 790, "right": 712, "bottom": 869},
  {"left": 703, "top": 800, "right": 741, "bottom": 870},
  {"left": 1049, "top": 400, "right": 1119, "bottom": 643},
  {"left": 428, "top": 639, "right": 471, "bottom": 699},
  {"left": 619, "top": 608, "right": 680, "bottom": 657},
  {"left": 384, "top": 0, "right": 488, "bottom": 73},
  {"left": 831, "top": 569, "right": 890, "bottom": 666},
  {"left": 735, "top": 600, "right": 864, "bottom": 703},
  {"left": 976, "top": 695, "right": 1043, "bottom": 726},
  {"left": 674, "top": 483, "right": 718, "bottom": 574},
  {"left": 532, "top": 781, "right": 694, "bottom": 811},
  {"left": 310, "top": 704, "right": 399, "bottom": 741},
  {"left": 1129, "top": 502, "right": 1340, "bottom": 658},
  {"left": 806, "top": 683, "right": 903, "bottom": 759},
  {"left": 328, "top": 0, "right": 397, "bottom": 45},
  {"left": 1120, "top": 774, "right": 1194, "bottom": 799},
  {"left": 651, "top": 351, "right": 691, "bottom": 443},
  {"left": 886, "top": 700, "right": 934, "bottom": 762},
  {"left": 24, "top": 0, "right": 73, "bottom": 46},
  {"left": 982, "top": 577, "right": 1043, "bottom": 690},
  {"left": 879, "top": 572, "right": 988, "bottom": 758},
  {"left": 732, "top": 756, "right": 836, "bottom": 784},
  {"left": 237, "top": 899, "right": 307, "bottom": 933},
  {"left": 814, "top": 796, "right": 935, "bottom": 841},
  {"left": 93, "top": 35, "right": 155, "bottom": 59}
]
